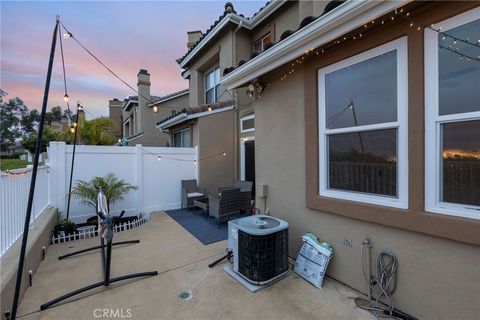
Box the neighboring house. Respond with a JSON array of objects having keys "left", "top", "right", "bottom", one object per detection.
[
  {"left": 220, "top": 1, "right": 480, "bottom": 320},
  {"left": 119, "top": 69, "right": 188, "bottom": 147},
  {"left": 157, "top": 101, "right": 236, "bottom": 196},
  {"left": 49, "top": 117, "right": 70, "bottom": 132}
]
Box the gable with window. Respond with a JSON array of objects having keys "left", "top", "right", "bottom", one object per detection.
[
  {"left": 425, "top": 7, "right": 480, "bottom": 219},
  {"left": 205, "top": 67, "right": 220, "bottom": 104},
  {"left": 318, "top": 38, "right": 408, "bottom": 209}
]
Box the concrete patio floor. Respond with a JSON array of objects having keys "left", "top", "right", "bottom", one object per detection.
[{"left": 17, "top": 212, "right": 373, "bottom": 320}]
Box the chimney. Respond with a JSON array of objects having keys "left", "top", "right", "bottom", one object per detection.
[
  {"left": 187, "top": 31, "right": 202, "bottom": 49},
  {"left": 137, "top": 69, "right": 151, "bottom": 133}
]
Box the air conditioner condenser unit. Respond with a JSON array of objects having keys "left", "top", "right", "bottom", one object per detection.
[{"left": 225, "top": 215, "right": 289, "bottom": 292}]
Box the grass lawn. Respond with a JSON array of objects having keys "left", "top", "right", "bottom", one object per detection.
[{"left": 0, "top": 158, "right": 30, "bottom": 171}]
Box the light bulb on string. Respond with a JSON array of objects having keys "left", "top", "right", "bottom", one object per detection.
[
  {"left": 70, "top": 127, "right": 75, "bottom": 133},
  {"left": 208, "top": 106, "right": 212, "bottom": 112},
  {"left": 63, "top": 94, "right": 69, "bottom": 102},
  {"left": 153, "top": 106, "right": 159, "bottom": 113},
  {"left": 73, "top": 122, "right": 77, "bottom": 127},
  {"left": 193, "top": 160, "right": 197, "bottom": 164},
  {"left": 63, "top": 32, "right": 72, "bottom": 39},
  {"left": 222, "top": 152, "right": 226, "bottom": 157},
  {"left": 158, "top": 155, "right": 162, "bottom": 161}
]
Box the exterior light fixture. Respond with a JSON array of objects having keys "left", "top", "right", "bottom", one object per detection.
[
  {"left": 63, "top": 94, "right": 69, "bottom": 102},
  {"left": 153, "top": 106, "right": 159, "bottom": 113}
]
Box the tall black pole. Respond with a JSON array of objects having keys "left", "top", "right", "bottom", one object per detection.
[
  {"left": 65, "top": 102, "right": 80, "bottom": 220},
  {"left": 9, "top": 18, "right": 59, "bottom": 320}
]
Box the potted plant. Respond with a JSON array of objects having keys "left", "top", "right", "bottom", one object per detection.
[
  {"left": 70, "top": 173, "right": 138, "bottom": 225},
  {"left": 54, "top": 213, "right": 77, "bottom": 238}
]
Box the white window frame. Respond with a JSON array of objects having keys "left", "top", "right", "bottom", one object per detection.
[
  {"left": 253, "top": 32, "right": 272, "bottom": 52},
  {"left": 424, "top": 7, "right": 480, "bottom": 220},
  {"left": 205, "top": 67, "right": 220, "bottom": 104},
  {"left": 172, "top": 128, "right": 191, "bottom": 148},
  {"left": 318, "top": 37, "right": 409, "bottom": 209},
  {"left": 240, "top": 114, "right": 255, "bottom": 133}
]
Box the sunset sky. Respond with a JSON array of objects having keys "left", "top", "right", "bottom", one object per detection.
[{"left": 1, "top": 1, "right": 264, "bottom": 118}]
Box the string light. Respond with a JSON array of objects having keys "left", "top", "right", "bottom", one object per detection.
[
  {"left": 63, "top": 32, "right": 72, "bottom": 39},
  {"left": 278, "top": 5, "right": 480, "bottom": 81},
  {"left": 2, "top": 169, "right": 33, "bottom": 177},
  {"left": 153, "top": 106, "right": 159, "bottom": 113},
  {"left": 222, "top": 152, "right": 226, "bottom": 156},
  {"left": 63, "top": 94, "right": 69, "bottom": 102},
  {"left": 70, "top": 127, "right": 75, "bottom": 133},
  {"left": 208, "top": 106, "right": 212, "bottom": 112}
]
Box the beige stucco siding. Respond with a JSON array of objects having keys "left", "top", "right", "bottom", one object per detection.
[
  {"left": 197, "top": 109, "right": 235, "bottom": 196},
  {"left": 254, "top": 67, "right": 480, "bottom": 320}
]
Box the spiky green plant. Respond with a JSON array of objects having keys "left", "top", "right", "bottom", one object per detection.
[{"left": 70, "top": 173, "right": 138, "bottom": 211}]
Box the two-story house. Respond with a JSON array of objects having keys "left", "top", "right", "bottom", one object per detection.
[
  {"left": 157, "top": 1, "right": 311, "bottom": 197},
  {"left": 114, "top": 69, "right": 189, "bottom": 147}
]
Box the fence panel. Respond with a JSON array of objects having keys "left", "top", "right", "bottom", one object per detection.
[{"left": 0, "top": 166, "right": 50, "bottom": 256}]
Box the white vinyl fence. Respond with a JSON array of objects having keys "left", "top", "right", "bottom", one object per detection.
[
  {"left": 0, "top": 142, "right": 198, "bottom": 256},
  {"left": 48, "top": 142, "right": 198, "bottom": 223},
  {"left": 0, "top": 166, "right": 50, "bottom": 256}
]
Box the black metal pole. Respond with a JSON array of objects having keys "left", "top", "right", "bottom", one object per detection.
[
  {"left": 65, "top": 102, "right": 80, "bottom": 220},
  {"left": 9, "top": 18, "right": 59, "bottom": 320},
  {"left": 57, "top": 240, "right": 139, "bottom": 260}
]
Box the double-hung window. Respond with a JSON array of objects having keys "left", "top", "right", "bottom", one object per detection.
[
  {"left": 205, "top": 67, "right": 220, "bottom": 104},
  {"left": 425, "top": 8, "right": 480, "bottom": 219},
  {"left": 172, "top": 128, "right": 191, "bottom": 147},
  {"left": 318, "top": 37, "right": 408, "bottom": 208}
]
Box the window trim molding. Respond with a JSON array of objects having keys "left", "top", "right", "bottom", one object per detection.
[
  {"left": 424, "top": 7, "right": 480, "bottom": 220},
  {"left": 172, "top": 127, "right": 191, "bottom": 148},
  {"left": 240, "top": 114, "right": 255, "bottom": 133},
  {"left": 204, "top": 67, "right": 220, "bottom": 104},
  {"left": 318, "top": 37, "right": 409, "bottom": 209}
]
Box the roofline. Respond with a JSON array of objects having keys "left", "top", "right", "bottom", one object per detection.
[
  {"left": 221, "top": 0, "right": 411, "bottom": 90},
  {"left": 156, "top": 105, "right": 235, "bottom": 131},
  {"left": 148, "top": 90, "right": 189, "bottom": 107},
  {"left": 122, "top": 98, "right": 138, "bottom": 111},
  {"left": 179, "top": 0, "right": 287, "bottom": 68}
]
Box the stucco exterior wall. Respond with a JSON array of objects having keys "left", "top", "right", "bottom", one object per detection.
[
  {"left": 128, "top": 93, "right": 189, "bottom": 147},
  {"left": 254, "top": 53, "right": 480, "bottom": 320},
  {"left": 197, "top": 109, "right": 235, "bottom": 196}
]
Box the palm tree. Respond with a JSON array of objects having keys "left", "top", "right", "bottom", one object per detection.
[{"left": 70, "top": 173, "right": 138, "bottom": 212}]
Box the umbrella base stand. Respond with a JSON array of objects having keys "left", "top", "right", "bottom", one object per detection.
[{"left": 58, "top": 240, "right": 140, "bottom": 260}]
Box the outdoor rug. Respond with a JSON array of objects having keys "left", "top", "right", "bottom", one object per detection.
[{"left": 165, "top": 208, "right": 228, "bottom": 245}]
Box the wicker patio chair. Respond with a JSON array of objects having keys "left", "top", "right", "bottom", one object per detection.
[
  {"left": 234, "top": 180, "right": 253, "bottom": 212},
  {"left": 181, "top": 179, "right": 205, "bottom": 210},
  {"left": 209, "top": 187, "right": 240, "bottom": 228}
]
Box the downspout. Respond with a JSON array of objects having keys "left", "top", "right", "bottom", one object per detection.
[{"left": 232, "top": 21, "right": 243, "bottom": 179}]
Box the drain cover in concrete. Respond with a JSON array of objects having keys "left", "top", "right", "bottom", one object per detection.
[{"left": 179, "top": 291, "right": 192, "bottom": 300}]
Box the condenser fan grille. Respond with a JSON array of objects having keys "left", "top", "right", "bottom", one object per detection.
[{"left": 238, "top": 229, "right": 288, "bottom": 283}]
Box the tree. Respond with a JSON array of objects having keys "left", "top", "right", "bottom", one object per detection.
[
  {"left": 20, "top": 109, "right": 40, "bottom": 136},
  {"left": 21, "top": 126, "right": 59, "bottom": 155},
  {"left": 59, "top": 117, "right": 116, "bottom": 146},
  {"left": 0, "top": 97, "right": 27, "bottom": 151},
  {"left": 45, "top": 106, "right": 62, "bottom": 125},
  {"left": 70, "top": 173, "right": 137, "bottom": 211}
]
